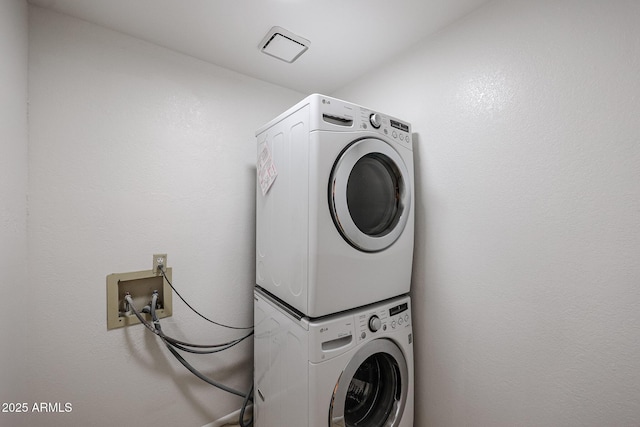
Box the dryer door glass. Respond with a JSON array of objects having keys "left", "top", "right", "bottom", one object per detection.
[
  {"left": 329, "top": 138, "right": 412, "bottom": 252},
  {"left": 347, "top": 154, "right": 399, "bottom": 236},
  {"left": 329, "top": 339, "right": 408, "bottom": 427}
]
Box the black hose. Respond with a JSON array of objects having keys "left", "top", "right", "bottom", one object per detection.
[{"left": 159, "top": 267, "right": 253, "bottom": 330}]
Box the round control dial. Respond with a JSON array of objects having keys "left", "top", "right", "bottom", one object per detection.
[
  {"left": 368, "top": 315, "right": 382, "bottom": 332},
  {"left": 369, "top": 113, "right": 382, "bottom": 129}
]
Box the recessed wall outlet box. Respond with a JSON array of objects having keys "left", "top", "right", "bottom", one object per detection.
[{"left": 106, "top": 267, "right": 173, "bottom": 330}]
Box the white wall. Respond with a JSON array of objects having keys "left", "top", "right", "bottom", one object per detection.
[
  {"left": 17, "top": 2, "right": 640, "bottom": 426},
  {"left": 0, "top": 0, "right": 29, "bottom": 421},
  {"left": 335, "top": 1, "right": 640, "bottom": 426},
  {"left": 27, "top": 7, "right": 303, "bottom": 427}
]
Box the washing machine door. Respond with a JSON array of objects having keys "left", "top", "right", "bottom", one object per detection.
[
  {"left": 329, "top": 339, "right": 408, "bottom": 427},
  {"left": 329, "top": 138, "right": 411, "bottom": 252}
]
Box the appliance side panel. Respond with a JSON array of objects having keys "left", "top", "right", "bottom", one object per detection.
[
  {"left": 256, "top": 104, "right": 310, "bottom": 314},
  {"left": 254, "top": 292, "right": 309, "bottom": 426}
]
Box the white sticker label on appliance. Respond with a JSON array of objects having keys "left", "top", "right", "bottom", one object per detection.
[{"left": 258, "top": 143, "right": 277, "bottom": 196}]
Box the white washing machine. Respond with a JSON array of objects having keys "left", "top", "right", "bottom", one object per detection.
[
  {"left": 256, "top": 94, "right": 414, "bottom": 317},
  {"left": 254, "top": 288, "right": 414, "bottom": 427}
]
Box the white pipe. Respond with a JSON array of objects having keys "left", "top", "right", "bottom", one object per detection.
[{"left": 201, "top": 405, "right": 253, "bottom": 427}]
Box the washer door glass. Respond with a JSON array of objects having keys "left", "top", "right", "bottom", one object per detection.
[
  {"left": 329, "top": 138, "right": 411, "bottom": 252},
  {"left": 329, "top": 339, "right": 408, "bottom": 427}
]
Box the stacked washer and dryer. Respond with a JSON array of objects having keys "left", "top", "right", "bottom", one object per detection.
[{"left": 254, "top": 94, "right": 415, "bottom": 427}]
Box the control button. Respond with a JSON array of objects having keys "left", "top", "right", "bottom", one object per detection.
[
  {"left": 392, "top": 131, "right": 397, "bottom": 139},
  {"left": 369, "top": 113, "right": 382, "bottom": 129},
  {"left": 360, "top": 332, "right": 366, "bottom": 339},
  {"left": 405, "top": 314, "right": 409, "bottom": 323},
  {"left": 391, "top": 321, "right": 397, "bottom": 329},
  {"left": 398, "top": 317, "right": 403, "bottom": 326},
  {"left": 368, "top": 315, "right": 382, "bottom": 332},
  {"left": 399, "top": 134, "right": 404, "bottom": 141}
]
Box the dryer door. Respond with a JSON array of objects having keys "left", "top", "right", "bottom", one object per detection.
[
  {"left": 329, "top": 339, "right": 408, "bottom": 427},
  {"left": 329, "top": 138, "right": 411, "bottom": 252}
]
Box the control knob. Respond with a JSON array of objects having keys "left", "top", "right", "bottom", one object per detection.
[
  {"left": 368, "top": 315, "right": 382, "bottom": 332},
  {"left": 369, "top": 113, "right": 382, "bottom": 129}
]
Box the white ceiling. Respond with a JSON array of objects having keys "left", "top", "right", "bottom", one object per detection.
[{"left": 28, "top": 0, "right": 490, "bottom": 94}]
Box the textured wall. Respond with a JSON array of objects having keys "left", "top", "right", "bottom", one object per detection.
[
  {"left": 0, "top": 0, "right": 29, "bottom": 423},
  {"left": 27, "top": 7, "right": 302, "bottom": 427},
  {"left": 16, "top": 1, "right": 640, "bottom": 426},
  {"left": 335, "top": 1, "right": 640, "bottom": 426}
]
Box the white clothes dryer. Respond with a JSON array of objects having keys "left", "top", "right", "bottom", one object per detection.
[
  {"left": 254, "top": 288, "right": 414, "bottom": 427},
  {"left": 256, "top": 94, "right": 414, "bottom": 317}
]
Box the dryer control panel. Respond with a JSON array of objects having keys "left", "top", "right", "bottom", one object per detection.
[
  {"left": 305, "top": 94, "right": 412, "bottom": 151},
  {"left": 359, "top": 108, "right": 412, "bottom": 149},
  {"left": 356, "top": 300, "right": 411, "bottom": 343}
]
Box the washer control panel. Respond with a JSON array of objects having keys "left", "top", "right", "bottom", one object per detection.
[{"left": 356, "top": 300, "right": 411, "bottom": 342}]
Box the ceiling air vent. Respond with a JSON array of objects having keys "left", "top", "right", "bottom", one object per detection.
[{"left": 259, "top": 26, "right": 310, "bottom": 63}]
